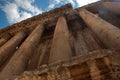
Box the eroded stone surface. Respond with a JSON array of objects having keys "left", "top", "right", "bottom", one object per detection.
[{"left": 11, "top": 50, "right": 120, "bottom": 80}]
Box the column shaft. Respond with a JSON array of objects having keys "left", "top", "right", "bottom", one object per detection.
[
  {"left": 69, "top": 18, "right": 89, "bottom": 55},
  {"left": 0, "top": 38, "right": 7, "bottom": 47},
  {"left": 49, "top": 16, "right": 72, "bottom": 64},
  {"left": 82, "top": 28, "right": 101, "bottom": 51},
  {"left": 79, "top": 9, "right": 120, "bottom": 50},
  {"left": 103, "top": 2, "right": 120, "bottom": 14},
  {"left": 0, "top": 36, "right": 11, "bottom": 47},
  {"left": 0, "top": 31, "right": 26, "bottom": 66},
  {"left": 38, "top": 40, "right": 51, "bottom": 66},
  {"left": 0, "top": 24, "right": 44, "bottom": 80},
  {"left": 27, "top": 40, "right": 49, "bottom": 70},
  {"left": 74, "top": 31, "right": 89, "bottom": 55}
]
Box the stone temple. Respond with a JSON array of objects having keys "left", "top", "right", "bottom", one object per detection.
[{"left": 0, "top": 0, "right": 120, "bottom": 80}]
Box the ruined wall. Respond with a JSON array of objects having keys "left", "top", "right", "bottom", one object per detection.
[{"left": 12, "top": 50, "right": 120, "bottom": 80}]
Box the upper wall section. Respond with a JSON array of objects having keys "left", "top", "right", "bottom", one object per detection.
[
  {"left": 0, "top": 3, "right": 73, "bottom": 38},
  {"left": 0, "top": 1, "right": 120, "bottom": 38}
]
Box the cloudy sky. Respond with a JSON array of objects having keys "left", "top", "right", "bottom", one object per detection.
[{"left": 0, "top": 0, "right": 100, "bottom": 29}]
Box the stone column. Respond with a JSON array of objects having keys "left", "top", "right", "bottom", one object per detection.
[
  {"left": 87, "top": 60, "right": 101, "bottom": 80},
  {"left": 82, "top": 28, "right": 101, "bottom": 51},
  {"left": 0, "top": 34, "right": 11, "bottom": 47},
  {"left": 74, "top": 31, "right": 89, "bottom": 55},
  {"left": 103, "top": 2, "right": 120, "bottom": 14},
  {"left": 0, "top": 38, "right": 7, "bottom": 47},
  {"left": 49, "top": 16, "right": 72, "bottom": 64},
  {"left": 68, "top": 17, "right": 89, "bottom": 55},
  {"left": 79, "top": 9, "right": 120, "bottom": 50},
  {"left": 0, "top": 24, "right": 44, "bottom": 80},
  {"left": 0, "top": 31, "right": 26, "bottom": 66}
]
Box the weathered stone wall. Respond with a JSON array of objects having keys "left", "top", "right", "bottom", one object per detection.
[{"left": 12, "top": 50, "right": 120, "bottom": 80}]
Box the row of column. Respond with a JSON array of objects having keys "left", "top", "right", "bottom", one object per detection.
[
  {"left": 0, "top": 16, "right": 73, "bottom": 80},
  {"left": 103, "top": 2, "right": 120, "bottom": 15},
  {"left": 79, "top": 9, "right": 120, "bottom": 51},
  {"left": 0, "top": 24, "right": 44, "bottom": 80},
  {"left": 0, "top": 31, "right": 26, "bottom": 68},
  {"left": 0, "top": 8, "right": 120, "bottom": 79}
]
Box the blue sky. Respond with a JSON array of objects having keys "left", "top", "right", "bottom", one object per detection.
[{"left": 0, "top": 0, "right": 99, "bottom": 29}]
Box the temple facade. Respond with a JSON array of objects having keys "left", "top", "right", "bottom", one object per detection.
[{"left": 0, "top": 1, "right": 120, "bottom": 80}]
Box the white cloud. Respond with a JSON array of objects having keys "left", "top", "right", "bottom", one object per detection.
[
  {"left": 2, "top": 0, "right": 43, "bottom": 24},
  {"left": 48, "top": 0, "right": 61, "bottom": 9},
  {"left": 48, "top": 0, "right": 100, "bottom": 9},
  {"left": 76, "top": 0, "right": 100, "bottom": 7},
  {"left": 48, "top": 0, "right": 76, "bottom": 9},
  {"left": 2, "top": 3, "right": 20, "bottom": 23},
  {"left": 18, "top": 12, "right": 32, "bottom": 22},
  {"left": 2, "top": 0, "right": 100, "bottom": 24},
  {"left": 69, "top": 0, "right": 76, "bottom": 6},
  {"left": 15, "top": 0, "right": 42, "bottom": 15}
]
